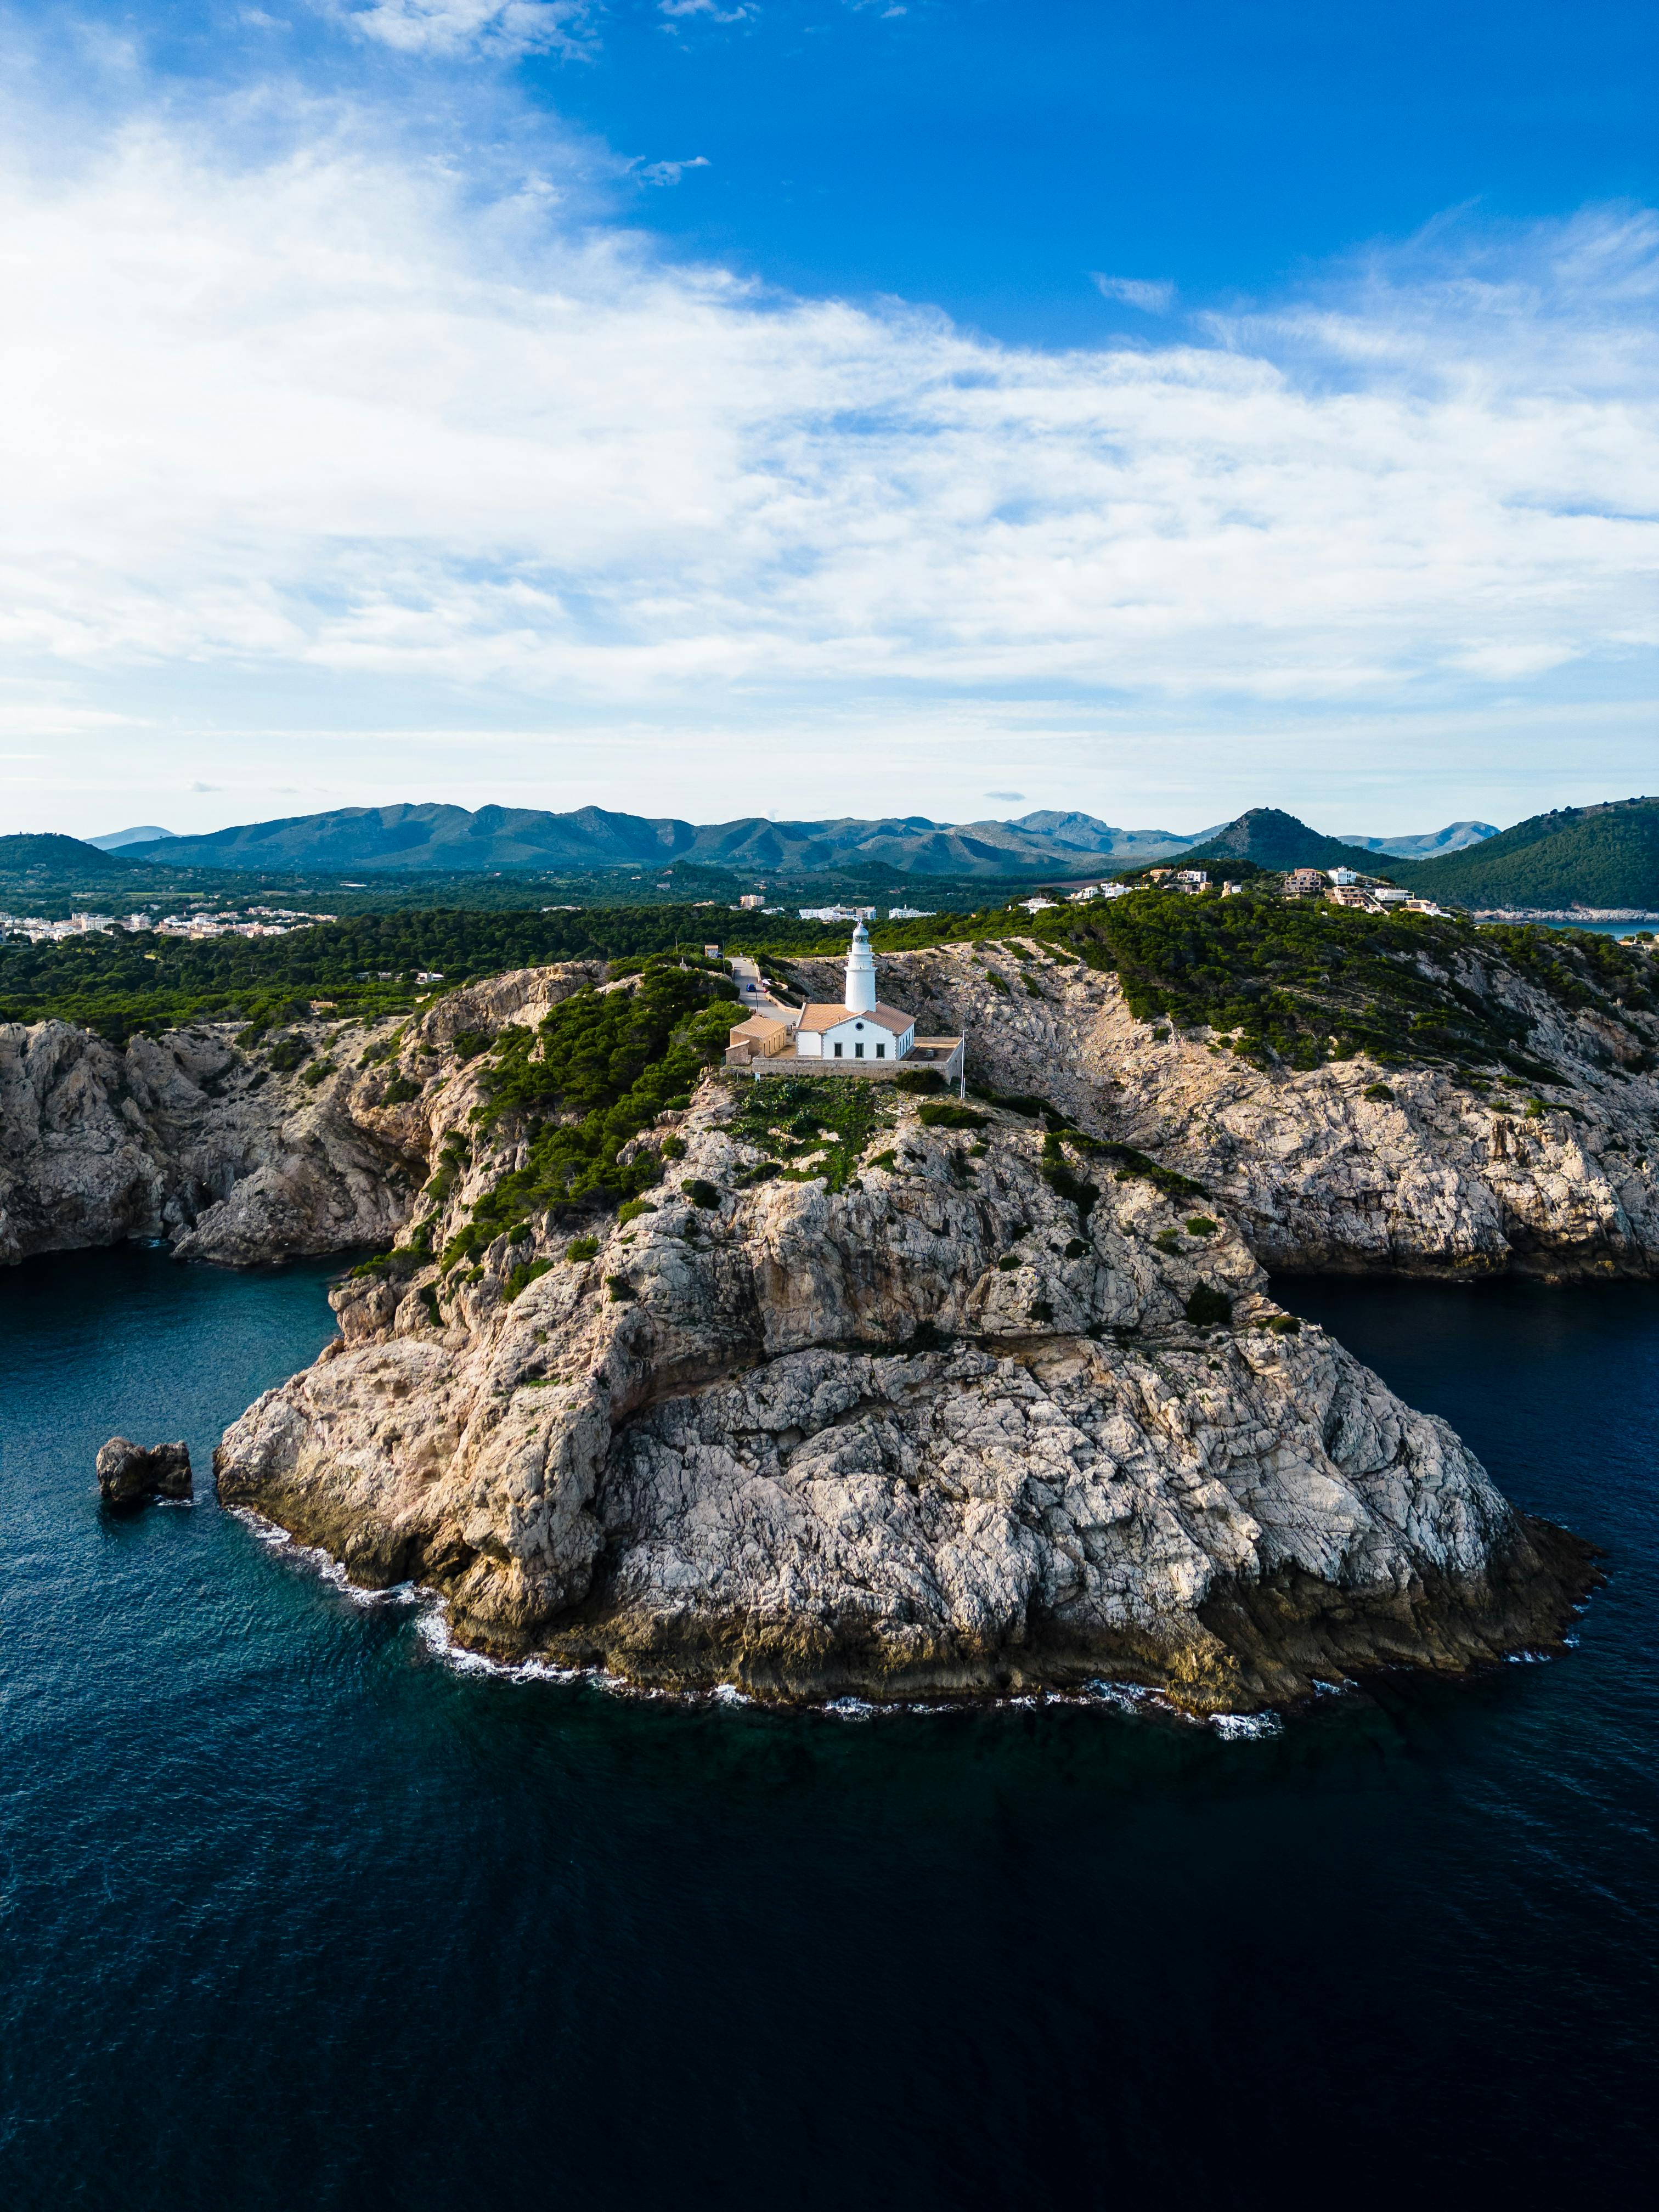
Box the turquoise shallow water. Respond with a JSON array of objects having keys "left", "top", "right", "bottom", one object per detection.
[{"left": 2, "top": 1248, "right": 1656, "bottom": 2207}]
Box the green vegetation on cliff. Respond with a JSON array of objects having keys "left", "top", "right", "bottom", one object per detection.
[
  {"left": 435, "top": 963, "right": 740, "bottom": 1267},
  {"left": 1041, "top": 888, "right": 1657, "bottom": 1076}
]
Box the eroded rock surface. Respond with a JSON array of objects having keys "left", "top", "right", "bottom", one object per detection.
[
  {"left": 216, "top": 1075, "right": 1594, "bottom": 1707},
  {"left": 786, "top": 943, "right": 1659, "bottom": 1280},
  {"left": 0, "top": 966, "right": 598, "bottom": 1267}
]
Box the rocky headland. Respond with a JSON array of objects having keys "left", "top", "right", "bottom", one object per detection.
[
  {"left": 5, "top": 929, "right": 1639, "bottom": 1707},
  {"left": 211, "top": 961, "right": 1601, "bottom": 1707}
]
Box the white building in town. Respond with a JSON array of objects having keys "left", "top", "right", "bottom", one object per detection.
[{"left": 726, "top": 922, "right": 963, "bottom": 1085}]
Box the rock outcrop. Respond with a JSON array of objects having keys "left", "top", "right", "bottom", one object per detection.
[
  {"left": 97, "top": 1436, "right": 192, "bottom": 1505},
  {"left": 216, "top": 1071, "right": 1595, "bottom": 1708},
  {"left": 0, "top": 966, "right": 599, "bottom": 1267},
  {"left": 783, "top": 943, "right": 1659, "bottom": 1281}
]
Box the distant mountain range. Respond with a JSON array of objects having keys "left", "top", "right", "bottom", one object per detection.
[
  {"left": 87, "top": 825, "right": 176, "bottom": 850},
  {"left": 1334, "top": 821, "right": 1497, "bottom": 859},
  {"left": 103, "top": 803, "right": 1205, "bottom": 878},
  {"left": 12, "top": 800, "right": 1651, "bottom": 908},
  {"left": 96, "top": 802, "right": 1484, "bottom": 879}
]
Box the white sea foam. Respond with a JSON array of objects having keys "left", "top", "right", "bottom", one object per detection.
[
  {"left": 1504, "top": 1649, "right": 1553, "bottom": 1665},
  {"left": 823, "top": 1697, "right": 876, "bottom": 1721},
  {"left": 1209, "top": 1711, "right": 1284, "bottom": 1741}
]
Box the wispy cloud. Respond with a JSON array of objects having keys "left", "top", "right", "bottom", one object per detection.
[
  {"left": 0, "top": 86, "right": 1653, "bottom": 824},
  {"left": 1092, "top": 274, "right": 1177, "bottom": 314},
  {"left": 633, "top": 154, "right": 712, "bottom": 187},
  {"left": 657, "top": 2, "right": 755, "bottom": 25},
  {"left": 341, "top": 1, "right": 596, "bottom": 61}
]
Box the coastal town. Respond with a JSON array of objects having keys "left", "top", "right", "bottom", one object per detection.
[{"left": 0, "top": 903, "right": 337, "bottom": 945}]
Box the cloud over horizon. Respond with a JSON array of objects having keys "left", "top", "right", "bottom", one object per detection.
[{"left": 0, "top": 67, "right": 1654, "bottom": 826}]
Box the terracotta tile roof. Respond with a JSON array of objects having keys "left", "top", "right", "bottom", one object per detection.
[
  {"left": 729, "top": 1014, "right": 789, "bottom": 1039},
  {"left": 794, "top": 1001, "right": 914, "bottom": 1035}
]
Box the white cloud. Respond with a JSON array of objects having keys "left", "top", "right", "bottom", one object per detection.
[
  {"left": 0, "top": 93, "right": 1654, "bottom": 826},
  {"left": 1092, "top": 274, "right": 1177, "bottom": 314},
  {"left": 342, "top": 2, "right": 595, "bottom": 61},
  {"left": 658, "top": 2, "right": 755, "bottom": 23},
  {"left": 633, "top": 154, "right": 712, "bottom": 187}
]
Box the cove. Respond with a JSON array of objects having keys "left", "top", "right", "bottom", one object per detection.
[{"left": 2, "top": 1249, "right": 1656, "bottom": 2207}]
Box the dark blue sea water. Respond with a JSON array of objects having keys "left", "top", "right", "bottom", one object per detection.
[{"left": 3, "top": 1250, "right": 1656, "bottom": 2209}]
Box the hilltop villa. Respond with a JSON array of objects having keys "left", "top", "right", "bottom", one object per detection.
[{"left": 725, "top": 923, "right": 966, "bottom": 1088}]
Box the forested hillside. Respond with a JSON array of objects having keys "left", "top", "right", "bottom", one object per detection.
[{"left": 1398, "top": 798, "right": 1659, "bottom": 909}]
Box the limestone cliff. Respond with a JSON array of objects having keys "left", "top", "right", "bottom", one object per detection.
[
  {"left": 0, "top": 966, "right": 599, "bottom": 1267},
  {"left": 215, "top": 1059, "right": 1594, "bottom": 1709},
  {"left": 781, "top": 941, "right": 1659, "bottom": 1280}
]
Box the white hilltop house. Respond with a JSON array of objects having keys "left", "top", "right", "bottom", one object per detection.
[{"left": 725, "top": 923, "right": 966, "bottom": 1089}]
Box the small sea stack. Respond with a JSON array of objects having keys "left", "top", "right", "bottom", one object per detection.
[{"left": 96, "top": 1437, "right": 192, "bottom": 1507}]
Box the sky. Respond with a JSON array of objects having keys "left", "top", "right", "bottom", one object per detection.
[{"left": 1, "top": 1, "right": 1656, "bottom": 840}]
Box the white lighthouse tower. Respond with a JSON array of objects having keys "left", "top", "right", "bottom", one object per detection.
[{"left": 843, "top": 920, "right": 877, "bottom": 1013}]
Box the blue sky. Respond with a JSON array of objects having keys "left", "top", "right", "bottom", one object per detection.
[{"left": 2, "top": 2, "right": 1656, "bottom": 838}]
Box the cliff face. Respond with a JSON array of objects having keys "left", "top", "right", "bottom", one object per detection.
[
  {"left": 0, "top": 967, "right": 599, "bottom": 1268},
  {"left": 781, "top": 943, "right": 1659, "bottom": 1281},
  {"left": 216, "top": 1061, "right": 1593, "bottom": 1709}
]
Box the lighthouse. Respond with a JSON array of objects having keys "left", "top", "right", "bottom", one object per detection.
[{"left": 843, "top": 920, "right": 877, "bottom": 1013}]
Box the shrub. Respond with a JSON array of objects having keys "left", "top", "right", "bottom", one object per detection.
[
  {"left": 906, "top": 1320, "right": 951, "bottom": 1354},
  {"left": 893, "top": 1069, "right": 946, "bottom": 1094},
  {"left": 1154, "top": 1229, "right": 1183, "bottom": 1254},
  {"left": 1184, "top": 1284, "right": 1233, "bottom": 1328},
  {"left": 1184, "top": 1217, "right": 1218, "bottom": 1238},
  {"left": 506, "top": 1222, "right": 532, "bottom": 1244},
  {"left": 986, "top": 971, "right": 1011, "bottom": 995},
  {"left": 1525, "top": 1098, "right": 1545, "bottom": 1119},
  {"left": 968, "top": 1141, "right": 988, "bottom": 1157},
  {"left": 1363, "top": 1083, "right": 1395, "bottom": 1102},
  {"left": 300, "top": 1059, "right": 334, "bottom": 1088},
  {"left": 970, "top": 1086, "right": 1046, "bottom": 1117},
  {"left": 380, "top": 1074, "right": 422, "bottom": 1105},
  {"left": 659, "top": 1135, "right": 687, "bottom": 1161},
  {"left": 267, "top": 1035, "right": 310, "bottom": 1073},
  {"left": 606, "top": 1274, "right": 637, "bottom": 1302},
  {"left": 868, "top": 1150, "right": 899, "bottom": 1173},
  {"left": 997, "top": 1254, "right": 1022, "bottom": 1272},
  {"left": 1028, "top": 1298, "right": 1055, "bottom": 1324},
  {"left": 1265, "top": 1314, "right": 1301, "bottom": 1336},
  {"left": 450, "top": 1029, "right": 491, "bottom": 1060},
  {"left": 917, "top": 1102, "right": 989, "bottom": 1130},
  {"left": 683, "top": 1178, "right": 721, "bottom": 1209},
  {"left": 565, "top": 1235, "right": 599, "bottom": 1262},
  {"left": 503, "top": 1259, "right": 553, "bottom": 1302},
  {"left": 617, "top": 1198, "right": 657, "bottom": 1224}
]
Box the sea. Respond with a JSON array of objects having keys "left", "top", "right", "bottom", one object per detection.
[{"left": 2, "top": 1247, "right": 1656, "bottom": 2207}]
